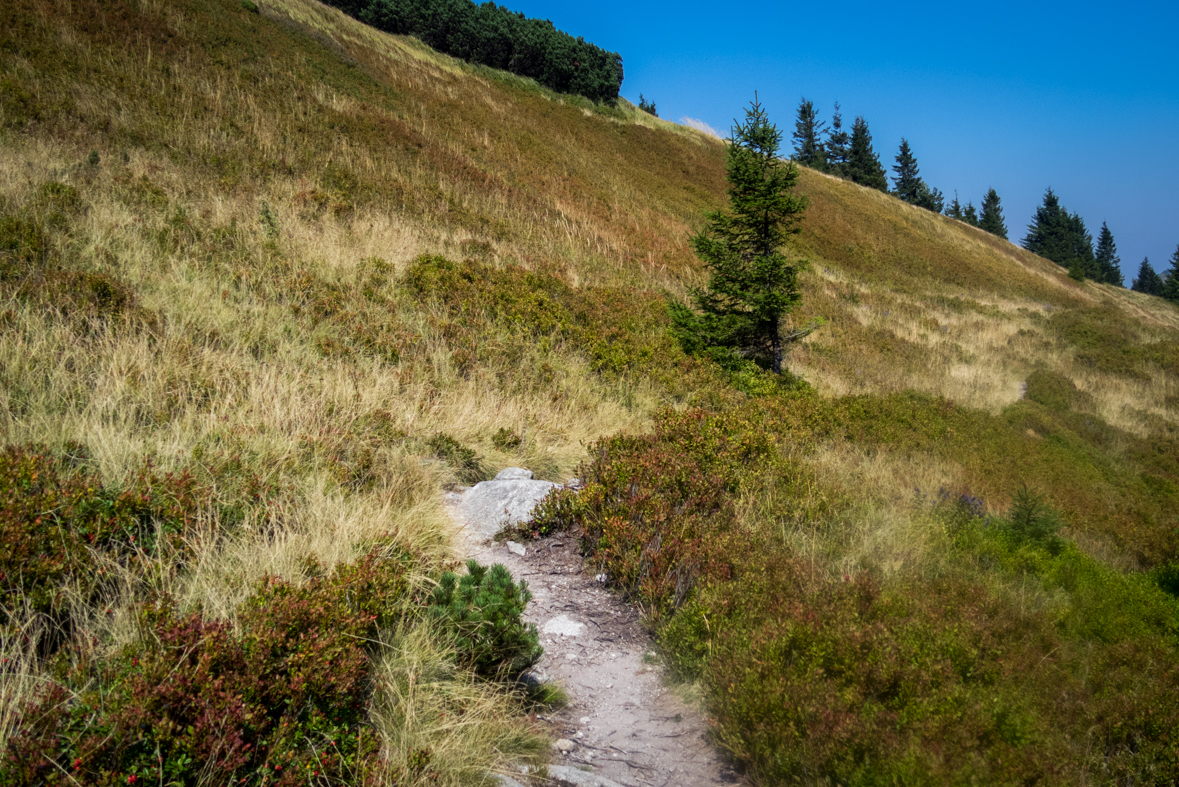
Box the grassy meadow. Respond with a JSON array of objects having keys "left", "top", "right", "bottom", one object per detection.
[{"left": 2, "top": 0, "right": 1178, "bottom": 783}]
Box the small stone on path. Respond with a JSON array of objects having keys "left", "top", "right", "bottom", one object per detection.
[
  {"left": 543, "top": 614, "right": 586, "bottom": 637},
  {"left": 507, "top": 540, "right": 526, "bottom": 556}
]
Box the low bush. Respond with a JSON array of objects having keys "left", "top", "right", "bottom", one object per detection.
[
  {"left": 427, "top": 559, "right": 542, "bottom": 678},
  {"left": 491, "top": 427, "right": 522, "bottom": 451},
  {"left": 1024, "top": 368, "right": 1093, "bottom": 413},
  {"left": 2, "top": 549, "right": 419, "bottom": 786},
  {"left": 0, "top": 443, "right": 202, "bottom": 654},
  {"left": 402, "top": 255, "right": 724, "bottom": 396},
  {"left": 532, "top": 406, "right": 782, "bottom": 618},
  {"left": 536, "top": 398, "right": 1179, "bottom": 784},
  {"left": 426, "top": 432, "right": 488, "bottom": 486}
]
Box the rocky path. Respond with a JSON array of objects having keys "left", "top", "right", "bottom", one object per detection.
[{"left": 445, "top": 470, "right": 741, "bottom": 787}]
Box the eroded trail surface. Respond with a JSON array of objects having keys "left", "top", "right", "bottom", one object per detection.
[{"left": 445, "top": 470, "right": 741, "bottom": 787}]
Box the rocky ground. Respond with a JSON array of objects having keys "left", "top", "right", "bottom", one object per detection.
[{"left": 445, "top": 469, "right": 743, "bottom": 787}]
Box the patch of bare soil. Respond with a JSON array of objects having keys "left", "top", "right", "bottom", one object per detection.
[{"left": 446, "top": 490, "right": 742, "bottom": 787}]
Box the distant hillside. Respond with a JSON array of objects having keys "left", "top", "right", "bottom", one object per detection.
[{"left": 2, "top": 0, "right": 1178, "bottom": 783}]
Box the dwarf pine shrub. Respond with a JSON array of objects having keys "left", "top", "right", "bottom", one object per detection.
[{"left": 427, "top": 559, "right": 541, "bottom": 679}]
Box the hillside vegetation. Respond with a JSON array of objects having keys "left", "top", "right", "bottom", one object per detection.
[{"left": 2, "top": 0, "right": 1178, "bottom": 784}]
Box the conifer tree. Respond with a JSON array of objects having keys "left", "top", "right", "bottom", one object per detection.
[
  {"left": 963, "top": 202, "right": 979, "bottom": 226},
  {"left": 978, "top": 188, "right": 1007, "bottom": 239},
  {"left": 892, "top": 139, "right": 923, "bottom": 204},
  {"left": 670, "top": 97, "right": 811, "bottom": 374},
  {"left": 825, "top": 102, "right": 850, "bottom": 178},
  {"left": 1067, "top": 213, "right": 1097, "bottom": 279},
  {"left": 792, "top": 98, "right": 827, "bottom": 169},
  {"left": 847, "top": 116, "right": 888, "bottom": 191},
  {"left": 1131, "top": 258, "right": 1165, "bottom": 296},
  {"left": 1023, "top": 188, "right": 1079, "bottom": 268},
  {"left": 914, "top": 183, "right": 944, "bottom": 213},
  {"left": 1162, "top": 244, "right": 1179, "bottom": 302},
  {"left": 1094, "top": 222, "right": 1123, "bottom": 286},
  {"left": 946, "top": 193, "right": 964, "bottom": 220}
]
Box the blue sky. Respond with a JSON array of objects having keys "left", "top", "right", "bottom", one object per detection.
[{"left": 507, "top": 0, "right": 1179, "bottom": 280}]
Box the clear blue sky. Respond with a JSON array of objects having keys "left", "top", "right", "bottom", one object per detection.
[{"left": 506, "top": 0, "right": 1179, "bottom": 280}]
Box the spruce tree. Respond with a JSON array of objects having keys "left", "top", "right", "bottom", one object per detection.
[
  {"left": 1162, "top": 244, "right": 1179, "bottom": 302},
  {"left": 792, "top": 98, "right": 827, "bottom": 169},
  {"left": 892, "top": 138, "right": 923, "bottom": 204},
  {"left": 1094, "top": 222, "right": 1123, "bottom": 286},
  {"left": 847, "top": 116, "right": 888, "bottom": 191},
  {"left": 914, "top": 183, "right": 944, "bottom": 213},
  {"left": 826, "top": 102, "right": 850, "bottom": 178},
  {"left": 946, "top": 193, "right": 964, "bottom": 220},
  {"left": 978, "top": 188, "right": 1008, "bottom": 239},
  {"left": 1024, "top": 189, "right": 1075, "bottom": 267},
  {"left": 1067, "top": 213, "right": 1097, "bottom": 279},
  {"left": 1131, "top": 258, "right": 1165, "bottom": 296},
  {"left": 963, "top": 202, "right": 979, "bottom": 226},
  {"left": 670, "top": 97, "right": 811, "bottom": 374}
]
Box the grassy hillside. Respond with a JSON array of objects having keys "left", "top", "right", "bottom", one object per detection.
[{"left": 2, "top": 0, "right": 1178, "bottom": 784}]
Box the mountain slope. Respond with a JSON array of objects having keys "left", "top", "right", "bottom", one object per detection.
[{"left": 3, "top": 0, "right": 1179, "bottom": 783}]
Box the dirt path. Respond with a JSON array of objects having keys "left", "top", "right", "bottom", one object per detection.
[{"left": 445, "top": 479, "right": 742, "bottom": 787}]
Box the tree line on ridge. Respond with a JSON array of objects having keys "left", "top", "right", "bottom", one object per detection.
[
  {"left": 791, "top": 98, "right": 1179, "bottom": 301},
  {"left": 321, "top": 0, "right": 624, "bottom": 102}
]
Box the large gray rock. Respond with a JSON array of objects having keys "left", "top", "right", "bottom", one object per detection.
[{"left": 458, "top": 467, "right": 557, "bottom": 538}]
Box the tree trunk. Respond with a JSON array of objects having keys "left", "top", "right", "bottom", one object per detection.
[{"left": 771, "top": 318, "right": 782, "bottom": 375}]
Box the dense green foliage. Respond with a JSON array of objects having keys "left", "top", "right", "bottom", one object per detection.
[
  {"left": 1165, "top": 245, "right": 1179, "bottom": 302},
  {"left": 1094, "top": 221, "right": 1124, "bottom": 286},
  {"left": 890, "top": 138, "right": 922, "bottom": 203},
  {"left": 1, "top": 443, "right": 542, "bottom": 785},
  {"left": 428, "top": 559, "right": 542, "bottom": 677},
  {"left": 671, "top": 99, "right": 811, "bottom": 375},
  {"left": 846, "top": 116, "right": 888, "bottom": 191},
  {"left": 401, "top": 254, "right": 718, "bottom": 394},
  {"left": 824, "top": 102, "right": 850, "bottom": 178},
  {"left": 0, "top": 444, "right": 203, "bottom": 655},
  {"left": 945, "top": 193, "right": 973, "bottom": 224},
  {"left": 637, "top": 94, "right": 657, "bottom": 116},
  {"left": 891, "top": 138, "right": 943, "bottom": 212},
  {"left": 323, "top": 0, "right": 623, "bottom": 102},
  {"left": 978, "top": 187, "right": 1008, "bottom": 239},
  {"left": 1023, "top": 189, "right": 1100, "bottom": 280},
  {"left": 1133, "top": 258, "right": 1165, "bottom": 296}
]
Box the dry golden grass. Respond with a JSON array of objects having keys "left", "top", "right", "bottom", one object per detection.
[{"left": 369, "top": 624, "right": 549, "bottom": 786}]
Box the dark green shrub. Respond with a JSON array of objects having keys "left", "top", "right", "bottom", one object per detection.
[
  {"left": 1151, "top": 562, "right": 1179, "bottom": 597},
  {"left": 427, "top": 559, "right": 541, "bottom": 678},
  {"left": 426, "top": 432, "right": 487, "bottom": 485},
  {"left": 491, "top": 427, "right": 522, "bottom": 451},
  {"left": 1003, "top": 486, "right": 1064, "bottom": 553},
  {"left": 1024, "top": 368, "right": 1093, "bottom": 413},
  {"left": 2, "top": 550, "right": 416, "bottom": 786}
]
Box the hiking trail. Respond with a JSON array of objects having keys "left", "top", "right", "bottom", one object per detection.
[{"left": 444, "top": 469, "right": 742, "bottom": 787}]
